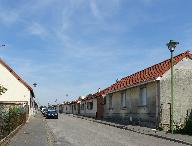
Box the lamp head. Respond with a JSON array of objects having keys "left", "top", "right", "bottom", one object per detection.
[
  {"left": 33, "top": 83, "right": 37, "bottom": 87},
  {"left": 166, "top": 40, "right": 179, "bottom": 52}
]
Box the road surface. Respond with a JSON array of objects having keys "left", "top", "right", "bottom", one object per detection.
[{"left": 46, "top": 114, "right": 188, "bottom": 146}]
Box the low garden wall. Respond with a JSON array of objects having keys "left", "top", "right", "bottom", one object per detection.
[{"left": 0, "top": 103, "right": 28, "bottom": 140}]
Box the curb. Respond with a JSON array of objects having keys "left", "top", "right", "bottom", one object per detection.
[
  {"left": 123, "top": 127, "right": 192, "bottom": 146},
  {"left": 0, "top": 123, "right": 25, "bottom": 146},
  {"left": 71, "top": 114, "right": 192, "bottom": 146}
]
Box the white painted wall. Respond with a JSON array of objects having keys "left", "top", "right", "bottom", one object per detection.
[
  {"left": 0, "top": 63, "right": 33, "bottom": 116},
  {"left": 63, "top": 104, "right": 71, "bottom": 114},
  {"left": 80, "top": 101, "right": 86, "bottom": 116},
  {"left": 85, "top": 98, "right": 97, "bottom": 117}
]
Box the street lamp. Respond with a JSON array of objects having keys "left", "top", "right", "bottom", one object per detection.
[
  {"left": 166, "top": 40, "right": 179, "bottom": 134},
  {"left": 32, "top": 83, "right": 38, "bottom": 115},
  {"left": 33, "top": 83, "right": 37, "bottom": 87}
]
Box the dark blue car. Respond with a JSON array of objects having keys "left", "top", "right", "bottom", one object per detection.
[{"left": 46, "top": 109, "right": 58, "bottom": 119}]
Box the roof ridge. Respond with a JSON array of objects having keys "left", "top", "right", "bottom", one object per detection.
[
  {"left": 120, "top": 50, "right": 190, "bottom": 82},
  {"left": 108, "top": 50, "right": 191, "bottom": 93},
  {"left": 0, "top": 58, "right": 33, "bottom": 92}
]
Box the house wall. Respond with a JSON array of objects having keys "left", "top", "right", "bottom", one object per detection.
[
  {"left": 80, "top": 101, "right": 86, "bottom": 116},
  {"left": 0, "top": 63, "right": 33, "bottom": 116},
  {"left": 59, "top": 104, "right": 64, "bottom": 113},
  {"left": 71, "top": 104, "right": 75, "bottom": 114},
  {"left": 160, "top": 57, "right": 192, "bottom": 130},
  {"left": 71, "top": 103, "right": 79, "bottom": 115},
  {"left": 63, "top": 104, "right": 71, "bottom": 114},
  {"left": 96, "top": 96, "right": 104, "bottom": 119},
  {"left": 68, "top": 104, "right": 73, "bottom": 114},
  {"left": 104, "top": 81, "right": 157, "bottom": 127},
  {"left": 84, "top": 98, "right": 97, "bottom": 118}
]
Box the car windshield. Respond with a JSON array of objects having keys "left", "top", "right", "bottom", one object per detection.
[{"left": 48, "top": 110, "right": 57, "bottom": 113}]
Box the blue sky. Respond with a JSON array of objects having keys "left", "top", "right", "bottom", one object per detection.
[{"left": 0, "top": 0, "right": 192, "bottom": 106}]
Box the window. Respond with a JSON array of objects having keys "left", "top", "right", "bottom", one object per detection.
[
  {"left": 121, "top": 91, "right": 126, "bottom": 108},
  {"left": 74, "top": 104, "right": 76, "bottom": 110},
  {"left": 140, "top": 86, "right": 147, "bottom": 106},
  {"left": 87, "top": 101, "right": 93, "bottom": 110},
  {"left": 109, "top": 95, "right": 112, "bottom": 109}
]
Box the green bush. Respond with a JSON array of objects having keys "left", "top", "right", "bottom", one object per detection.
[
  {"left": 175, "top": 114, "right": 192, "bottom": 135},
  {"left": 0, "top": 106, "right": 27, "bottom": 140},
  {"left": 182, "top": 117, "right": 192, "bottom": 135}
]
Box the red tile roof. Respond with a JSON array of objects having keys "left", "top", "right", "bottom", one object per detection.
[
  {"left": 84, "top": 94, "right": 94, "bottom": 100},
  {"left": 0, "top": 58, "right": 34, "bottom": 95},
  {"left": 94, "top": 87, "right": 110, "bottom": 97},
  {"left": 108, "top": 51, "right": 192, "bottom": 93}
]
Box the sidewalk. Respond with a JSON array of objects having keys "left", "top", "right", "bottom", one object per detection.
[
  {"left": 5, "top": 112, "right": 53, "bottom": 146},
  {"left": 71, "top": 114, "right": 192, "bottom": 146}
]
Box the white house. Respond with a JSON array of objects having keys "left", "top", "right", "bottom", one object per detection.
[
  {"left": 0, "top": 58, "right": 35, "bottom": 116},
  {"left": 78, "top": 94, "right": 98, "bottom": 118}
]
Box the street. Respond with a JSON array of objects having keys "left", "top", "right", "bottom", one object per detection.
[{"left": 46, "top": 114, "right": 188, "bottom": 146}]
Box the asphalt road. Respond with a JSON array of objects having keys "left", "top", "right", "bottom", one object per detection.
[{"left": 46, "top": 114, "right": 188, "bottom": 146}]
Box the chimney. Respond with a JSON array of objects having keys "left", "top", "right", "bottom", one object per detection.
[{"left": 98, "top": 88, "right": 101, "bottom": 93}]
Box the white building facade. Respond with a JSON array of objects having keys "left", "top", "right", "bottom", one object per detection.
[{"left": 0, "top": 58, "right": 35, "bottom": 116}]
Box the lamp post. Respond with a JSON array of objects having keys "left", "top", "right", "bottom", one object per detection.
[
  {"left": 166, "top": 40, "right": 179, "bottom": 134},
  {"left": 33, "top": 83, "right": 38, "bottom": 115}
]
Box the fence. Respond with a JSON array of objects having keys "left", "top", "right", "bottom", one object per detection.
[{"left": 0, "top": 103, "right": 28, "bottom": 140}]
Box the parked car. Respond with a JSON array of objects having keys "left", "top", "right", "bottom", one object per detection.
[
  {"left": 42, "top": 108, "right": 48, "bottom": 116},
  {"left": 46, "top": 109, "right": 58, "bottom": 119}
]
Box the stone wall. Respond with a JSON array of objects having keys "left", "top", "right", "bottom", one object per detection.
[{"left": 160, "top": 57, "right": 192, "bottom": 130}]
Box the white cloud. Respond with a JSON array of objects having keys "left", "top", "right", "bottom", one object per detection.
[
  {"left": 90, "top": 0, "right": 101, "bottom": 19},
  {"left": 27, "top": 22, "right": 48, "bottom": 38},
  {"left": 0, "top": 10, "right": 20, "bottom": 25}
]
